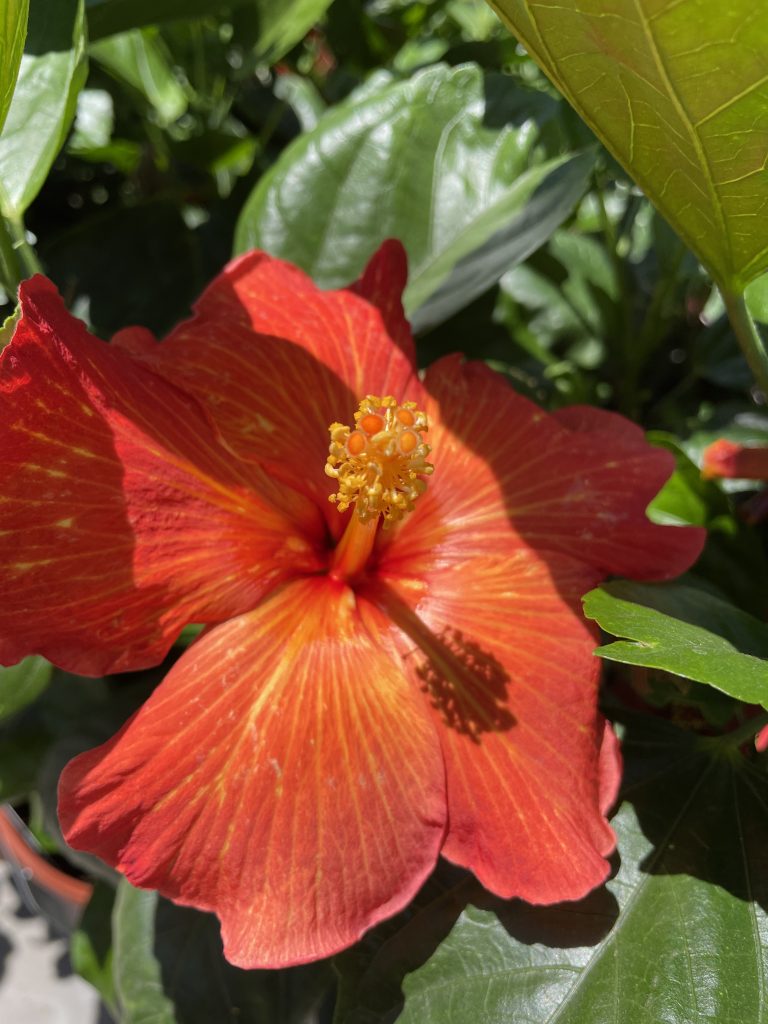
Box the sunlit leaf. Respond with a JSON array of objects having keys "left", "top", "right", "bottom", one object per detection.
[
  {"left": 488, "top": 0, "right": 768, "bottom": 289},
  {"left": 0, "top": 0, "right": 87, "bottom": 218},
  {"left": 0, "top": 0, "right": 29, "bottom": 135},
  {"left": 236, "top": 63, "right": 591, "bottom": 331},
  {"left": 584, "top": 580, "right": 768, "bottom": 706}
]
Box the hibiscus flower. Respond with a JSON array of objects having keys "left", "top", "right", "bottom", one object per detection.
[{"left": 0, "top": 241, "right": 704, "bottom": 967}]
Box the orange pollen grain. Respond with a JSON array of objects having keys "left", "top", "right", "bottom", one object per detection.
[{"left": 325, "top": 395, "right": 434, "bottom": 525}]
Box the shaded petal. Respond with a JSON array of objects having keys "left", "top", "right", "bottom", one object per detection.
[
  {"left": 366, "top": 544, "right": 614, "bottom": 903},
  {"left": 142, "top": 242, "right": 421, "bottom": 518},
  {"left": 59, "top": 576, "right": 446, "bottom": 968},
  {"left": 378, "top": 356, "right": 704, "bottom": 579},
  {"left": 702, "top": 438, "right": 768, "bottom": 481},
  {"left": 0, "top": 277, "right": 325, "bottom": 675}
]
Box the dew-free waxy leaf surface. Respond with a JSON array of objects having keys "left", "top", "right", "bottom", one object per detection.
[
  {"left": 487, "top": 0, "right": 768, "bottom": 289},
  {"left": 584, "top": 580, "right": 768, "bottom": 707},
  {"left": 235, "top": 63, "right": 592, "bottom": 332}
]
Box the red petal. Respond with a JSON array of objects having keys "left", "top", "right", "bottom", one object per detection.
[
  {"left": 378, "top": 356, "right": 704, "bottom": 580},
  {"left": 366, "top": 545, "right": 614, "bottom": 903},
  {"left": 0, "top": 277, "right": 325, "bottom": 675},
  {"left": 702, "top": 438, "right": 768, "bottom": 480},
  {"left": 142, "top": 243, "right": 422, "bottom": 519},
  {"left": 59, "top": 576, "right": 446, "bottom": 967}
]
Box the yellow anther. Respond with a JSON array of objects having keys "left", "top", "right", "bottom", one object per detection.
[{"left": 325, "top": 395, "right": 433, "bottom": 525}]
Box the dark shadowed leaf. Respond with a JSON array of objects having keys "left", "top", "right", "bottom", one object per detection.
[
  {"left": 336, "top": 716, "right": 768, "bottom": 1024},
  {"left": 112, "top": 881, "right": 334, "bottom": 1024},
  {"left": 87, "top": 0, "right": 332, "bottom": 60},
  {"left": 0, "top": 656, "right": 52, "bottom": 723}
]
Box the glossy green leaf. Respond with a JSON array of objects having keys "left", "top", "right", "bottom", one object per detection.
[
  {"left": 0, "top": 0, "right": 29, "bottom": 135},
  {"left": 90, "top": 28, "right": 187, "bottom": 125},
  {"left": 0, "top": 655, "right": 52, "bottom": 722},
  {"left": 337, "top": 716, "right": 768, "bottom": 1024},
  {"left": 112, "top": 880, "right": 334, "bottom": 1024},
  {"left": 0, "top": 0, "right": 87, "bottom": 218},
  {"left": 87, "top": 0, "right": 332, "bottom": 60},
  {"left": 235, "top": 64, "right": 590, "bottom": 331},
  {"left": 584, "top": 580, "right": 768, "bottom": 706},
  {"left": 488, "top": 0, "right": 768, "bottom": 290}
]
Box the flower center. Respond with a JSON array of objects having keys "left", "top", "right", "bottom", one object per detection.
[{"left": 325, "top": 395, "right": 433, "bottom": 526}]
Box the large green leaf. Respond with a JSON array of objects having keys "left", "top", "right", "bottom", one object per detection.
[
  {"left": 336, "top": 716, "right": 768, "bottom": 1024},
  {"left": 235, "top": 64, "right": 591, "bottom": 332},
  {"left": 583, "top": 580, "right": 768, "bottom": 706},
  {"left": 487, "top": 0, "right": 768, "bottom": 290},
  {"left": 0, "top": 0, "right": 87, "bottom": 219},
  {"left": 112, "top": 881, "right": 333, "bottom": 1024},
  {"left": 0, "top": 0, "right": 29, "bottom": 135},
  {"left": 87, "top": 0, "right": 332, "bottom": 59}
]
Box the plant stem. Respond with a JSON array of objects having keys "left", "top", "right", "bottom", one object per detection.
[
  {"left": 720, "top": 710, "right": 768, "bottom": 750},
  {"left": 721, "top": 288, "right": 768, "bottom": 396},
  {"left": 0, "top": 216, "right": 23, "bottom": 295}
]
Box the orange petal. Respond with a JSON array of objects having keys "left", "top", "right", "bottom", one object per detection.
[
  {"left": 59, "top": 576, "right": 446, "bottom": 967},
  {"left": 0, "top": 277, "right": 325, "bottom": 675},
  {"left": 365, "top": 543, "right": 616, "bottom": 904},
  {"left": 140, "top": 242, "right": 422, "bottom": 520},
  {"left": 378, "top": 356, "right": 704, "bottom": 580}
]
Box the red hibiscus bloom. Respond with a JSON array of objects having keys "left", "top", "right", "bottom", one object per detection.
[
  {"left": 0, "top": 241, "right": 704, "bottom": 967},
  {"left": 702, "top": 438, "right": 768, "bottom": 481}
]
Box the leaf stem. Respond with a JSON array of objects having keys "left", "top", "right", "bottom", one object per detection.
[
  {"left": 720, "top": 711, "right": 768, "bottom": 750},
  {"left": 0, "top": 217, "right": 23, "bottom": 294},
  {"left": 0, "top": 215, "right": 42, "bottom": 293},
  {"left": 721, "top": 288, "right": 768, "bottom": 396}
]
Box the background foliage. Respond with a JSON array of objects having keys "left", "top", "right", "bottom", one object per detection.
[{"left": 1, "top": 1, "right": 767, "bottom": 1022}]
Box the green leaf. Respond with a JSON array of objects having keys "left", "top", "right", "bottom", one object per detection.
[
  {"left": 338, "top": 716, "right": 768, "bottom": 1024},
  {"left": 583, "top": 580, "right": 768, "bottom": 706},
  {"left": 0, "top": 303, "right": 20, "bottom": 351},
  {"left": 235, "top": 64, "right": 590, "bottom": 331},
  {"left": 0, "top": 0, "right": 87, "bottom": 218},
  {"left": 90, "top": 27, "right": 187, "bottom": 125},
  {"left": 87, "top": 0, "right": 332, "bottom": 60},
  {"left": 0, "top": 655, "right": 52, "bottom": 722},
  {"left": 0, "top": 0, "right": 29, "bottom": 135},
  {"left": 112, "top": 880, "right": 334, "bottom": 1024},
  {"left": 112, "top": 884, "right": 177, "bottom": 1024},
  {"left": 488, "top": 0, "right": 768, "bottom": 290},
  {"left": 249, "top": 0, "right": 334, "bottom": 64},
  {"left": 71, "top": 881, "right": 118, "bottom": 1015},
  {"left": 0, "top": 731, "right": 50, "bottom": 801}
]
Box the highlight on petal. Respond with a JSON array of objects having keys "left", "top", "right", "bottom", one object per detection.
[
  {"left": 139, "top": 242, "right": 422, "bottom": 515},
  {"left": 367, "top": 543, "right": 613, "bottom": 904},
  {"left": 59, "top": 576, "right": 446, "bottom": 968},
  {"left": 701, "top": 438, "right": 768, "bottom": 481},
  {"left": 0, "top": 277, "right": 325, "bottom": 676},
  {"left": 378, "top": 356, "right": 704, "bottom": 581}
]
